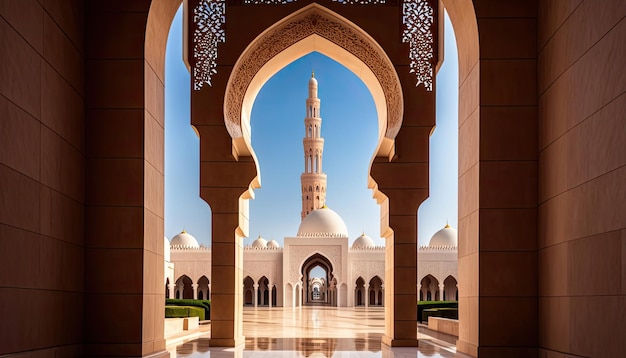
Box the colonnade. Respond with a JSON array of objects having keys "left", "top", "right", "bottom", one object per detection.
[
  {"left": 355, "top": 277, "right": 384, "bottom": 307},
  {"left": 168, "top": 276, "right": 212, "bottom": 300},
  {"left": 243, "top": 277, "right": 277, "bottom": 307},
  {"left": 418, "top": 275, "right": 458, "bottom": 302}
]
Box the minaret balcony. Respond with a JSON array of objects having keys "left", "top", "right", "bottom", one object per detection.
[
  {"left": 303, "top": 138, "right": 324, "bottom": 145},
  {"left": 300, "top": 173, "right": 327, "bottom": 181}
]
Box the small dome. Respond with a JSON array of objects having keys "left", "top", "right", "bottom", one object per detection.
[
  {"left": 297, "top": 206, "right": 348, "bottom": 238},
  {"left": 267, "top": 240, "right": 280, "bottom": 249},
  {"left": 352, "top": 233, "right": 376, "bottom": 249},
  {"left": 164, "top": 236, "right": 171, "bottom": 261},
  {"left": 251, "top": 235, "right": 268, "bottom": 249},
  {"left": 170, "top": 229, "right": 200, "bottom": 248},
  {"left": 428, "top": 224, "right": 458, "bottom": 247}
]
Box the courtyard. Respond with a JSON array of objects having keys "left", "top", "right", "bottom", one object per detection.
[{"left": 167, "top": 307, "right": 470, "bottom": 357}]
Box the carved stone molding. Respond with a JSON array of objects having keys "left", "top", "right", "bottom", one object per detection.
[
  {"left": 243, "top": 261, "right": 277, "bottom": 283},
  {"left": 223, "top": 6, "right": 403, "bottom": 140},
  {"left": 402, "top": 0, "right": 434, "bottom": 91},
  {"left": 193, "top": 0, "right": 226, "bottom": 90},
  {"left": 192, "top": 1, "right": 435, "bottom": 93},
  {"left": 288, "top": 245, "right": 341, "bottom": 283},
  {"left": 351, "top": 260, "right": 384, "bottom": 284}
]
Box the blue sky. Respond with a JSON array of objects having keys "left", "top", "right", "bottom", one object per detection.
[{"left": 164, "top": 7, "right": 458, "bottom": 247}]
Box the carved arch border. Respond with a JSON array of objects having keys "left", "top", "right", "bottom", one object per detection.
[
  {"left": 224, "top": 4, "right": 403, "bottom": 149},
  {"left": 289, "top": 246, "right": 341, "bottom": 284}
]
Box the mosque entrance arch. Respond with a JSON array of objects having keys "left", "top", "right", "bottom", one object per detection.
[
  {"left": 74, "top": 0, "right": 549, "bottom": 355},
  {"left": 188, "top": 0, "right": 437, "bottom": 349},
  {"left": 301, "top": 253, "right": 336, "bottom": 306}
]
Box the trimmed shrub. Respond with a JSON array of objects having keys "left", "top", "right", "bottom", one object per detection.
[
  {"left": 165, "top": 305, "right": 205, "bottom": 321},
  {"left": 165, "top": 299, "right": 210, "bottom": 320},
  {"left": 165, "top": 306, "right": 189, "bottom": 318},
  {"left": 437, "top": 307, "right": 458, "bottom": 319},
  {"left": 417, "top": 301, "right": 458, "bottom": 322},
  {"left": 421, "top": 308, "right": 439, "bottom": 322},
  {"left": 421, "top": 307, "right": 459, "bottom": 322}
]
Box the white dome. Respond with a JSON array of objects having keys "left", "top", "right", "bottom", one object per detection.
[
  {"left": 267, "top": 240, "right": 280, "bottom": 249},
  {"left": 352, "top": 233, "right": 376, "bottom": 249},
  {"left": 251, "top": 236, "right": 268, "bottom": 249},
  {"left": 297, "top": 206, "right": 348, "bottom": 238},
  {"left": 428, "top": 224, "right": 458, "bottom": 247},
  {"left": 170, "top": 230, "right": 200, "bottom": 248},
  {"left": 164, "top": 236, "right": 171, "bottom": 262}
]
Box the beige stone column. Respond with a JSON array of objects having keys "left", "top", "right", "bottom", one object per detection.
[
  {"left": 197, "top": 126, "right": 256, "bottom": 347},
  {"left": 168, "top": 284, "right": 175, "bottom": 300},
  {"left": 371, "top": 161, "right": 428, "bottom": 347},
  {"left": 369, "top": 62, "right": 433, "bottom": 344}
]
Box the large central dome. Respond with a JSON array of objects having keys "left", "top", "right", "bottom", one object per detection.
[{"left": 297, "top": 206, "right": 349, "bottom": 238}]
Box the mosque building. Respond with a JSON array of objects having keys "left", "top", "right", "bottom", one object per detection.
[{"left": 165, "top": 74, "right": 458, "bottom": 307}]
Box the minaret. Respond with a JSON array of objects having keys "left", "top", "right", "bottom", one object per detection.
[{"left": 301, "top": 71, "right": 327, "bottom": 220}]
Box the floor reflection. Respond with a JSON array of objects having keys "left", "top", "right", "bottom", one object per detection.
[
  {"left": 245, "top": 336, "right": 381, "bottom": 354},
  {"left": 167, "top": 307, "right": 470, "bottom": 357}
]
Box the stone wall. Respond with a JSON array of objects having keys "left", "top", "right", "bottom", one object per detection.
[
  {"left": 537, "top": 1, "right": 626, "bottom": 356},
  {"left": 0, "top": 1, "right": 85, "bottom": 356}
]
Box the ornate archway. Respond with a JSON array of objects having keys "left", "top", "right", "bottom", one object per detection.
[
  {"left": 301, "top": 253, "right": 336, "bottom": 306},
  {"left": 223, "top": 4, "right": 404, "bottom": 159},
  {"left": 189, "top": 0, "right": 437, "bottom": 348}
]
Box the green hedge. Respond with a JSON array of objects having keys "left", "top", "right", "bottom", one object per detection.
[
  {"left": 165, "top": 306, "right": 205, "bottom": 321},
  {"left": 166, "top": 299, "right": 211, "bottom": 320},
  {"left": 417, "top": 301, "right": 458, "bottom": 322}
]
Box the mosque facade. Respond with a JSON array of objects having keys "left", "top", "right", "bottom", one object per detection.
[{"left": 165, "top": 75, "right": 458, "bottom": 307}]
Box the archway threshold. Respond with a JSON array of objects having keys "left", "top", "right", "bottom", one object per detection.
[{"left": 166, "top": 307, "right": 472, "bottom": 357}]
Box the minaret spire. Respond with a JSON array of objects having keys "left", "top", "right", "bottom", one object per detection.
[{"left": 301, "top": 72, "right": 327, "bottom": 220}]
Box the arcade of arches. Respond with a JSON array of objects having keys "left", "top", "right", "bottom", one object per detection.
[
  {"left": 165, "top": 223, "right": 458, "bottom": 309},
  {"left": 1, "top": 0, "right": 624, "bottom": 357}
]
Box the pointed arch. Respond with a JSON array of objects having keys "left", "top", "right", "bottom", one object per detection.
[
  {"left": 224, "top": 3, "right": 403, "bottom": 159},
  {"left": 243, "top": 276, "right": 255, "bottom": 305},
  {"left": 197, "top": 275, "right": 210, "bottom": 300},
  {"left": 175, "top": 274, "right": 193, "bottom": 299}
]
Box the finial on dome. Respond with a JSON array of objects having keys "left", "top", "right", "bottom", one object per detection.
[
  {"left": 321, "top": 205, "right": 328, "bottom": 209},
  {"left": 181, "top": 228, "right": 187, "bottom": 234},
  {"left": 444, "top": 220, "right": 450, "bottom": 229},
  {"left": 312, "top": 69, "right": 315, "bottom": 78}
]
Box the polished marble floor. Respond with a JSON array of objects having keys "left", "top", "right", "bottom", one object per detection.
[{"left": 167, "top": 307, "right": 471, "bottom": 357}]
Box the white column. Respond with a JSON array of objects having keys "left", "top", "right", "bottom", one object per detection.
[
  {"left": 268, "top": 282, "right": 273, "bottom": 308},
  {"left": 365, "top": 286, "right": 369, "bottom": 307},
  {"left": 168, "top": 284, "right": 175, "bottom": 300},
  {"left": 192, "top": 283, "right": 198, "bottom": 300},
  {"left": 439, "top": 283, "right": 445, "bottom": 301},
  {"left": 253, "top": 284, "right": 259, "bottom": 308}
]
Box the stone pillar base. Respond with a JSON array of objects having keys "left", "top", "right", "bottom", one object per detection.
[
  {"left": 456, "top": 339, "right": 478, "bottom": 357},
  {"left": 209, "top": 337, "right": 246, "bottom": 348},
  {"left": 381, "top": 336, "right": 418, "bottom": 347}
]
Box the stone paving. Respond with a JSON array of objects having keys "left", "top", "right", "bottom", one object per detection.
[{"left": 167, "top": 306, "right": 472, "bottom": 357}]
